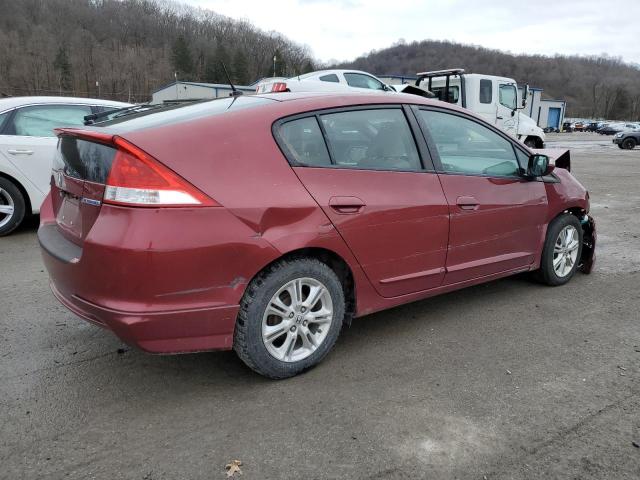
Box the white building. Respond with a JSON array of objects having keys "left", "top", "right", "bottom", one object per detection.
[
  {"left": 518, "top": 86, "right": 566, "bottom": 131},
  {"left": 151, "top": 81, "right": 255, "bottom": 104}
]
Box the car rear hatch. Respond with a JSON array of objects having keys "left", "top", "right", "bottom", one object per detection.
[
  {"left": 43, "top": 128, "right": 216, "bottom": 259},
  {"left": 48, "top": 131, "right": 115, "bottom": 249}
]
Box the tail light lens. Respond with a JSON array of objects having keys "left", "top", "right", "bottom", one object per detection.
[
  {"left": 270, "top": 82, "right": 288, "bottom": 93},
  {"left": 55, "top": 129, "right": 218, "bottom": 207}
]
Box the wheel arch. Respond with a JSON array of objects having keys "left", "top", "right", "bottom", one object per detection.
[
  {"left": 246, "top": 246, "right": 357, "bottom": 327},
  {"left": 0, "top": 171, "right": 32, "bottom": 215}
]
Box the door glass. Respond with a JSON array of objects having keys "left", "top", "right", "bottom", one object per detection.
[
  {"left": 343, "top": 73, "right": 385, "bottom": 90},
  {"left": 420, "top": 110, "right": 520, "bottom": 177},
  {"left": 0, "top": 110, "right": 10, "bottom": 133},
  {"left": 320, "top": 109, "right": 421, "bottom": 171},
  {"left": 278, "top": 117, "right": 331, "bottom": 167},
  {"left": 8, "top": 105, "right": 92, "bottom": 137},
  {"left": 499, "top": 84, "right": 517, "bottom": 110}
]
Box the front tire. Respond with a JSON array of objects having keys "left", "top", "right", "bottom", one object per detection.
[
  {"left": 0, "top": 178, "right": 26, "bottom": 236},
  {"left": 234, "top": 258, "right": 345, "bottom": 379},
  {"left": 536, "top": 214, "right": 583, "bottom": 286},
  {"left": 524, "top": 137, "right": 537, "bottom": 149},
  {"left": 622, "top": 138, "right": 637, "bottom": 150}
]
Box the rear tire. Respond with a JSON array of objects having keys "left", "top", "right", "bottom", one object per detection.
[
  {"left": 234, "top": 257, "right": 345, "bottom": 379},
  {"left": 524, "top": 137, "right": 537, "bottom": 148},
  {"left": 535, "top": 214, "right": 583, "bottom": 286},
  {"left": 0, "top": 178, "right": 26, "bottom": 236},
  {"left": 622, "top": 138, "right": 637, "bottom": 150}
]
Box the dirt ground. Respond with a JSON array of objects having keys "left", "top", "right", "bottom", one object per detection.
[{"left": 1, "top": 131, "right": 639, "bottom": 479}]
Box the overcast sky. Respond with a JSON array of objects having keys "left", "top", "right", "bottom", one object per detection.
[{"left": 184, "top": 0, "right": 640, "bottom": 65}]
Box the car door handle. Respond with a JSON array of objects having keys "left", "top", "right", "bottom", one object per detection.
[
  {"left": 456, "top": 196, "right": 479, "bottom": 210},
  {"left": 496, "top": 116, "right": 504, "bottom": 120},
  {"left": 7, "top": 149, "right": 34, "bottom": 155},
  {"left": 329, "top": 196, "right": 365, "bottom": 214}
]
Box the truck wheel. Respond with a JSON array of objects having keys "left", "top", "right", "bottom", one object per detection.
[
  {"left": 0, "top": 178, "right": 26, "bottom": 236},
  {"left": 234, "top": 257, "right": 345, "bottom": 379},
  {"left": 622, "top": 138, "right": 637, "bottom": 150},
  {"left": 535, "top": 214, "right": 583, "bottom": 286},
  {"left": 524, "top": 138, "right": 537, "bottom": 148}
]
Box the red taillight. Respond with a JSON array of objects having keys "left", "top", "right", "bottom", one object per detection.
[
  {"left": 55, "top": 128, "right": 218, "bottom": 208},
  {"left": 270, "top": 82, "right": 288, "bottom": 93}
]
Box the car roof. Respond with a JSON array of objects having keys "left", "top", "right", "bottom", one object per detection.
[
  {"left": 0, "top": 96, "right": 132, "bottom": 111},
  {"left": 296, "top": 69, "right": 380, "bottom": 79}
]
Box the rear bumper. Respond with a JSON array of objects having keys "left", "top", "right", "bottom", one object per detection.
[
  {"left": 38, "top": 195, "right": 281, "bottom": 353},
  {"left": 49, "top": 281, "right": 239, "bottom": 353}
]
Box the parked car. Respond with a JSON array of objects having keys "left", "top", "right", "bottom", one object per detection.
[
  {"left": 39, "top": 92, "right": 596, "bottom": 379},
  {"left": 598, "top": 123, "right": 625, "bottom": 135},
  {"left": 562, "top": 122, "right": 574, "bottom": 132},
  {"left": 613, "top": 130, "right": 640, "bottom": 149},
  {"left": 573, "top": 121, "right": 586, "bottom": 132},
  {"left": 257, "top": 69, "right": 432, "bottom": 98},
  {"left": 0, "top": 96, "right": 131, "bottom": 235},
  {"left": 585, "top": 122, "right": 600, "bottom": 132}
]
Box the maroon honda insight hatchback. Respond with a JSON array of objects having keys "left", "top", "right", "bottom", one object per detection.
[{"left": 39, "top": 92, "right": 596, "bottom": 378}]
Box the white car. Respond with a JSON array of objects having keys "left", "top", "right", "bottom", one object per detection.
[
  {"left": 258, "top": 69, "right": 433, "bottom": 97},
  {"left": 0, "top": 96, "right": 131, "bottom": 235}
]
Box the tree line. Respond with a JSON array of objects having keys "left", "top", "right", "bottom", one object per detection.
[
  {"left": 0, "top": 0, "right": 315, "bottom": 102},
  {"left": 336, "top": 39, "right": 640, "bottom": 121}
]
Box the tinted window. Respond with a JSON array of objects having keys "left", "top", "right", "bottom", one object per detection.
[
  {"left": 319, "top": 74, "right": 339, "bottom": 83},
  {"left": 420, "top": 110, "right": 520, "bottom": 177},
  {"left": 343, "top": 73, "right": 385, "bottom": 90},
  {"left": 479, "top": 79, "right": 492, "bottom": 104},
  {"left": 499, "top": 84, "right": 517, "bottom": 110},
  {"left": 8, "top": 105, "right": 91, "bottom": 137},
  {"left": 320, "top": 109, "right": 420, "bottom": 171},
  {"left": 278, "top": 117, "right": 331, "bottom": 167}
]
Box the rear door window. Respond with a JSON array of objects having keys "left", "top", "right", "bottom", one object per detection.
[
  {"left": 7, "top": 104, "right": 92, "bottom": 137},
  {"left": 278, "top": 117, "right": 331, "bottom": 167},
  {"left": 319, "top": 109, "right": 421, "bottom": 171}
]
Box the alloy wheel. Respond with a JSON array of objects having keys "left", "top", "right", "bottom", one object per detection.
[
  {"left": 0, "top": 187, "right": 15, "bottom": 229},
  {"left": 553, "top": 225, "right": 580, "bottom": 278},
  {"left": 262, "top": 277, "right": 333, "bottom": 363}
]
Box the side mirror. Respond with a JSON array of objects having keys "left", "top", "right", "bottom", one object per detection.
[
  {"left": 527, "top": 154, "right": 554, "bottom": 177},
  {"left": 522, "top": 84, "right": 530, "bottom": 108}
]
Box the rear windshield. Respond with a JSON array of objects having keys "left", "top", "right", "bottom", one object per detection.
[
  {"left": 56, "top": 137, "right": 116, "bottom": 184},
  {"left": 100, "top": 96, "right": 275, "bottom": 132}
]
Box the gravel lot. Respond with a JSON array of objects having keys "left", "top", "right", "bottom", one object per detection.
[{"left": 1, "top": 132, "right": 639, "bottom": 479}]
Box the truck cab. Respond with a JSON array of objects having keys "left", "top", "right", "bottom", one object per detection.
[{"left": 416, "top": 69, "right": 545, "bottom": 148}]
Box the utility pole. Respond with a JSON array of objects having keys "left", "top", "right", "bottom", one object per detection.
[
  {"left": 96, "top": 80, "right": 100, "bottom": 97},
  {"left": 175, "top": 71, "right": 179, "bottom": 99},
  {"left": 273, "top": 55, "right": 276, "bottom": 77}
]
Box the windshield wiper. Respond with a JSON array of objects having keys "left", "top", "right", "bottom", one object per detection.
[{"left": 84, "top": 104, "right": 165, "bottom": 125}]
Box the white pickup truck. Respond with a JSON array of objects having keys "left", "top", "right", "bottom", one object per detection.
[{"left": 415, "top": 69, "right": 545, "bottom": 148}]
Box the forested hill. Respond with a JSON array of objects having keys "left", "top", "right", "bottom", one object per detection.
[
  {"left": 336, "top": 40, "right": 640, "bottom": 120},
  {"left": 0, "top": 0, "right": 315, "bottom": 102}
]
